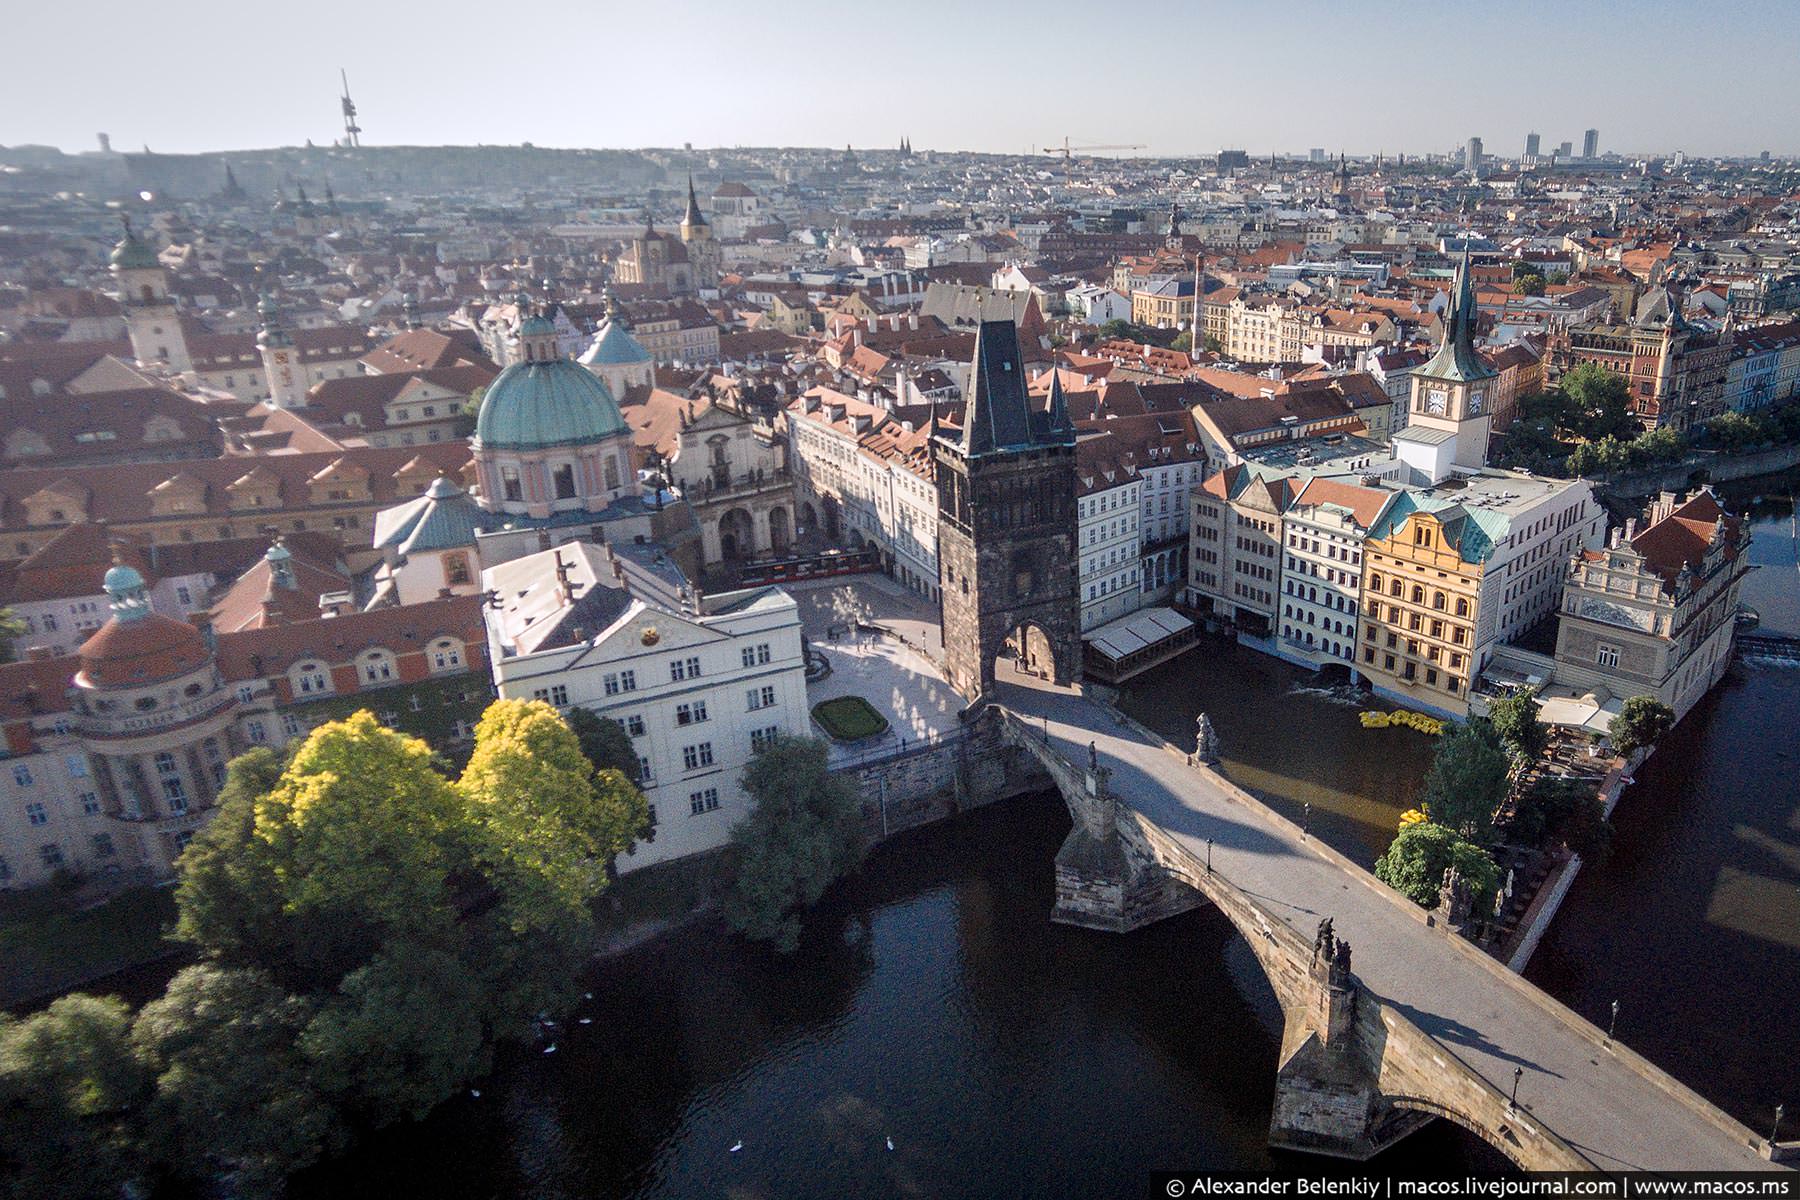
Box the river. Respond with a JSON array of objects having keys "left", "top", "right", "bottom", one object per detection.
[{"left": 291, "top": 490, "right": 1797, "bottom": 1192}]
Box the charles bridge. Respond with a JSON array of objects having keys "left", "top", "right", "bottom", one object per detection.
[{"left": 976, "top": 672, "right": 1792, "bottom": 1172}]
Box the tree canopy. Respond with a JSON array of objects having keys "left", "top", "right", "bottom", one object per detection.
[
  {"left": 20, "top": 699, "right": 653, "bottom": 1196},
  {"left": 1488, "top": 684, "right": 1548, "bottom": 763},
  {"left": 1609, "top": 694, "right": 1676, "bottom": 756},
  {"left": 724, "top": 735, "right": 866, "bottom": 953},
  {"left": 1375, "top": 820, "right": 1500, "bottom": 912},
  {"left": 1418, "top": 718, "right": 1510, "bottom": 843}
]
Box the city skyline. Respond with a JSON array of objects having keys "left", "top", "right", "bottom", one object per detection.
[{"left": 6, "top": 0, "right": 1799, "bottom": 159}]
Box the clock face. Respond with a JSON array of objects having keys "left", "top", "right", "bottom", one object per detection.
[
  {"left": 1426, "top": 388, "right": 1448, "bottom": 415},
  {"left": 1468, "top": 390, "right": 1484, "bottom": 415}
]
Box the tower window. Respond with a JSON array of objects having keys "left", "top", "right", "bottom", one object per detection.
[
  {"left": 501, "top": 466, "right": 522, "bottom": 502},
  {"left": 552, "top": 463, "right": 576, "bottom": 500}
]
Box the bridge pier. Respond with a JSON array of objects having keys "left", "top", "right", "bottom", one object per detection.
[
  {"left": 1269, "top": 947, "right": 1423, "bottom": 1158},
  {"left": 1050, "top": 760, "right": 1203, "bottom": 932}
]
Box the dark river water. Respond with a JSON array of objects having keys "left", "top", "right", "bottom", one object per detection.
[{"left": 289, "top": 489, "right": 1799, "bottom": 1194}]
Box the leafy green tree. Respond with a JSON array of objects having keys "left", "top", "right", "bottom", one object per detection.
[
  {"left": 1565, "top": 441, "right": 1602, "bottom": 477},
  {"left": 1202, "top": 334, "right": 1223, "bottom": 354},
  {"left": 725, "top": 736, "right": 866, "bottom": 953},
  {"left": 1488, "top": 684, "right": 1548, "bottom": 763},
  {"left": 1375, "top": 821, "right": 1500, "bottom": 911},
  {"left": 456, "top": 699, "right": 648, "bottom": 1031},
  {"left": 1170, "top": 331, "right": 1193, "bottom": 351},
  {"left": 460, "top": 700, "right": 647, "bottom": 915},
  {"left": 299, "top": 941, "right": 488, "bottom": 1126},
  {"left": 1629, "top": 425, "right": 1687, "bottom": 464},
  {"left": 132, "top": 965, "right": 342, "bottom": 1197},
  {"left": 566, "top": 705, "right": 642, "bottom": 784},
  {"left": 171, "top": 747, "right": 290, "bottom": 970},
  {"left": 245, "top": 712, "right": 468, "bottom": 985},
  {"left": 1418, "top": 718, "right": 1510, "bottom": 843},
  {"left": 0, "top": 607, "right": 28, "bottom": 663},
  {"left": 0, "top": 994, "right": 151, "bottom": 1200},
  {"left": 1547, "top": 271, "right": 1569, "bottom": 286},
  {"left": 1561, "top": 363, "right": 1638, "bottom": 440},
  {"left": 1609, "top": 695, "right": 1675, "bottom": 755},
  {"left": 1512, "top": 274, "right": 1546, "bottom": 296},
  {"left": 1704, "top": 411, "right": 1771, "bottom": 451}
]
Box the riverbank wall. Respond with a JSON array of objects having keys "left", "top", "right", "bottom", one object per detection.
[
  {"left": 1600, "top": 443, "right": 1800, "bottom": 498},
  {"left": 838, "top": 709, "right": 1053, "bottom": 847}
]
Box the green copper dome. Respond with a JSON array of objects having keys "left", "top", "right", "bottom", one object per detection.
[
  {"left": 579, "top": 319, "right": 652, "bottom": 366},
  {"left": 474, "top": 357, "right": 628, "bottom": 451},
  {"left": 110, "top": 229, "right": 159, "bottom": 270}
]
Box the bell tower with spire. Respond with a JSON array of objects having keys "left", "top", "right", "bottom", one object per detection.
[
  {"left": 1396, "top": 246, "right": 1495, "bottom": 482},
  {"left": 933, "top": 320, "right": 1080, "bottom": 701},
  {"left": 112, "top": 218, "right": 192, "bottom": 375},
  {"left": 679, "top": 175, "right": 720, "bottom": 291},
  {"left": 257, "top": 289, "right": 306, "bottom": 409}
]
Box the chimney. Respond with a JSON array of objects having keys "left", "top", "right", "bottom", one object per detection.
[
  {"left": 318, "top": 591, "right": 352, "bottom": 618},
  {"left": 24, "top": 645, "right": 53, "bottom": 662}
]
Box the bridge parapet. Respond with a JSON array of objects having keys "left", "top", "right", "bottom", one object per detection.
[{"left": 993, "top": 705, "right": 1593, "bottom": 1170}]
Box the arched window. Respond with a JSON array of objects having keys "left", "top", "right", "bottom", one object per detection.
[
  {"left": 289, "top": 660, "right": 331, "bottom": 696},
  {"left": 429, "top": 638, "right": 463, "bottom": 672},
  {"left": 1411, "top": 585, "right": 1424, "bottom": 604},
  {"left": 360, "top": 648, "right": 397, "bottom": 684},
  {"left": 1455, "top": 597, "right": 1470, "bottom": 617},
  {"left": 1433, "top": 591, "right": 1447, "bottom": 610},
  {"left": 1390, "top": 579, "right": 1402, "bottom": 597}
]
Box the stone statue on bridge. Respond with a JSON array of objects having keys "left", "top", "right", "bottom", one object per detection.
[
  {"left": 1439, "top": 865, "right": 1474, "bottom": 930},
  {"left": 1088, "top": 740, "right": 1098, "bottom": 771},
  {"left": 1194, "top": 712, "right": 1221, "bottom": 765},
  {"left": 1329, "top": 937, "right": 1352, "bottom": 987},
  {"left": 1312, "top": 916, "right": 1335, "bottom": 966}
]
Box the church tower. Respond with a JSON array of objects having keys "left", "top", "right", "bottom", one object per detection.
[
  {"left": 1397, "top": 245, "right": 1494, "bottom": 482},
  {"left": 679, "top": 175, "right": 720, "bottom": 292},
  {"left": 934, "top": 320, "right": 1081, "bottom": 701},
  {"left": 257, "top": 292, "right": 307, "bottom": 409},
  {"left": 112, "top": 219, "right": 192, "bottom": 374}
]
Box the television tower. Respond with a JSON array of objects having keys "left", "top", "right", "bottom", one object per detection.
[{"left": 339, "top": 69, "right": 362, "bottom": 148}]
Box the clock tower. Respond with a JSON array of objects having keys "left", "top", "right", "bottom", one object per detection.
[{"left": 1396, "top": 245, "right": 1494, "bottom": 483}]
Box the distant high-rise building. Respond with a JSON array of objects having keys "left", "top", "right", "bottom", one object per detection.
[
  {"left": 1309, "top": 148, "right": 1325, "bottom": 163},
  {"left": 1525, "top": 132, "right": 1541, "bottom": 157},
  {"left": 1557, "top": 141, "right": 1573, "bottom": 159},
  {"left": 1216, "top": 149, "right": 1250, "bottom": 172},
  {"left": 1465, "top": 136, "right": 1483, "bottom": 174},
  {"left": 1583, "top": 128, "right": 1599, "bottom": 159}
]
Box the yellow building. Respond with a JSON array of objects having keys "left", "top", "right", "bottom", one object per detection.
[{"left": 1358, "top": 498, "right": 1485, "bottom": 715}]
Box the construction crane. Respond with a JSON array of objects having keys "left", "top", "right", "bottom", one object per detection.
[{"left": 1043, "top": 137, "right": 1147, "bottom": 182}]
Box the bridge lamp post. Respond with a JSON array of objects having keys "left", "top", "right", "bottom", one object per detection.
[
  {"left": 1773, "top": 1104, "right": 1786, "bottom": 1146},
  {"left": 1206, "top": 838, "right": 1213, "bottom": 874},
  {"left": 1508, "top": 1066, "right": 1523, "bottom": 1112},
  {"left": 1302, "top": 803, "right": 1311, "bottom": 840},
  {"left": 1606, "top": 999, "right": 1619, "bottom": 1045}
]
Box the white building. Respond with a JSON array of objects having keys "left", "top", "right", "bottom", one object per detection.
[
  {"left": 1077, "top": 433, "right": 1143, "bottom": 633},
  {"left": 786, "top": 386, "right": 941, "bottom": 600},
  {"left": 1068, "top": 284, "right": 1133, "bottom": 325},
  {"left": 481, "top": 540, "right": 810, "bottom": 871},
  {"left": 1276, "top": 477, "right": 1392, "bottom": 673}
]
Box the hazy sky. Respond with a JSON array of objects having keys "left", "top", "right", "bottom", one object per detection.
[{"left": 6, "top": 0, "right": 1797, "bottom": 159}]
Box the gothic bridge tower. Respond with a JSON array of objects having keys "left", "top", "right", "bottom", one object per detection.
[{"left": 934, "top": 320, "right": 1081, "bottom": 701}]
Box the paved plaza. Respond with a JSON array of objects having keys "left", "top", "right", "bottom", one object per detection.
[{"left": 783, "top": 576, "right": 964, "bottom": 762}]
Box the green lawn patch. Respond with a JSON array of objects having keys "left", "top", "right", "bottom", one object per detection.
[
  {"left": 810, "top": 695, "right": 890, "bottom": 741},
  {"left": 0, "top": 885, "right": 180, "bottom": 1007}
]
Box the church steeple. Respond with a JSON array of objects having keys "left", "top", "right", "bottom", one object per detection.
[{"left": 681, "top": 174, "right": 708, "bottom": 232}]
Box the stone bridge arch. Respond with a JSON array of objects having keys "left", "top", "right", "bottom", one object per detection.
[{"left": 991, "top": 706, "right": 1592, "bottom": 1171}]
